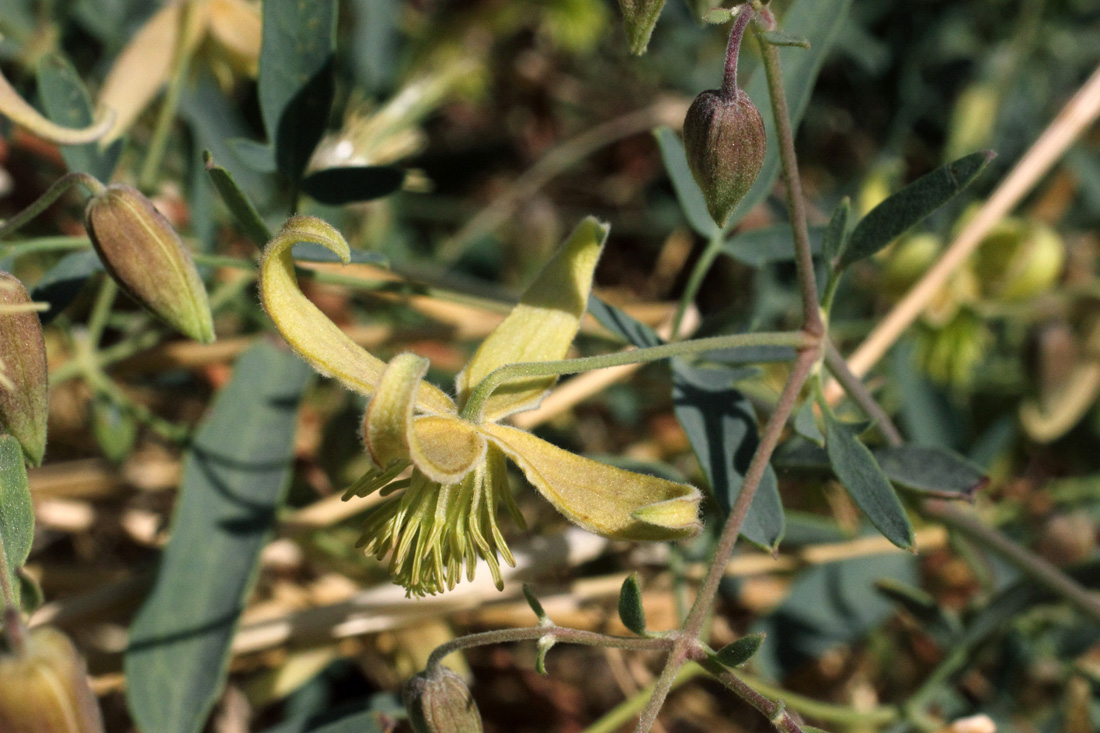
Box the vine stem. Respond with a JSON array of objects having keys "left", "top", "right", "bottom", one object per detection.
[
  {"left": 0, "top": 172, "right": 105, "bottom": 240},
  {"left": 460, "top": 329, "right": 813, "bottom": 422},
  {"left": 426, "top": 625, "right": 675, "bottom": 671},
  {"left": 635, "top": 14, "right": 826, "bottom": 729}
]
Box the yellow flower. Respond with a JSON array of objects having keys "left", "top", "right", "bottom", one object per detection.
[{"left": 259, "top": 216, "right": 702, "bottom": 596}]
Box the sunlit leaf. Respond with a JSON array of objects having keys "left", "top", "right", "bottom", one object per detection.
[
  {"left": 672, "top": 362, "right": 784, "bottom": 550},
  {"left": 840, "top": 151, "right": 994, "bottom": 268},
  {"left": 125, "top": 344, "right": 312, "bottom": 733},
  {"left": 824, "top": 414, "right": 914, "bottom": 550}
]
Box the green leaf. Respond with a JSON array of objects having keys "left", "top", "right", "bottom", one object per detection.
[
  {"left": 0, "top": 435, "right": 33, "bottom": 608},
  {"left": 259, "top": 0, "right": 338, "bottom": 183},
  {"left": 873, "top": 445, "right": 988, "bottom": 500},
  {"left": 90, "top": 393, "right": 138, "bottom": 464},
  {"left": 522, "top": 584, "right": 549, "bottom": 624},
  {"left": 793, "top": 401, "right": 824, "bottom": 447},
  {"left": 824, "top": 415, "right": 915, "bottom": 550},
  {"left": 714, "top": 632, "right": 766, "bottom": 668},
  {"left": 723, "top": 0, "right": 852, "bottom": 228},
  {"left": 204, "top": 151, "right": 272, "bottom": 246},
  {"left": 703, "top": 7, "right": 736, "bottom": 24},
  {"left": 31, "top": 250, "right": 103, "bottom": 325},
  {"left": 721, "top": 224, "right": 824, "bottom": 267},
  {"left": 874, "top": 578, "right": 959, "bottom": 640},
  {"left": 125, "top": 344, "right": 312, "bottom": 733},
  {"left": 36, "top": 53, "right": 122, "bottom": 181},
  {"left": 227, "top": 137, "right": 279, "bottom": 174},
  {"left": 307, "top": 711, "right": 388, "bottom": 733},
  {"left": 840, "top": 151, "right": 994, "bottom": 268},
  {"left": 821, "top": 197, "right": 851, "bottom": 267},
  {"left": 618, "top": 573, "right": 647, "bottom": 636},
  {"left": 672, "top": 362, "right": 784, "bottom": 550},
  {"left": 759, "top": 30, "right": 811, "bottom": 48},
  {"left": 655, "top": 127, "right": 720, "bottom": 238},
  {"left": 300, "top": 166, "right": 405, "bottom": 205},
  {"left": 586, "top": 295, "right": 663, "bottom": 348}
]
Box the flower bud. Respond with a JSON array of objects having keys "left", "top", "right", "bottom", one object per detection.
[
  {"left": 683, "top": 10, "right": 766, "bottom": 228},
  {"left": 0, "top": 272, "right": 48, "bottom": 466},
  {"left": 0, "top": 627, "right": 105, "bottom": 732},
  {"left": 974, "top": 218, "right": 1064, "bottom": 302},
  {"left": 84, "top": 185, "right": 215, "bottom": 343},
  {"left": 616, "top": 0, "right": 666, "bottom": 55},
  {"left": 403, "top": 667, "right": 483, "bottom": 733}
]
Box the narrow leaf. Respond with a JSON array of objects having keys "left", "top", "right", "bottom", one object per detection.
[
  {"left": 714, "top": 632, "right": 766, "bottom": 668},
  {"left": 0, "top": 435, "right": 32, "bottom": 607},
  {"left": 30, "top": 250, "right": 102, "bottom": 325},
  {"left": 204, "top": 151, "right": 272, "bottom": 246},
  {"left": 36, "top": 53, "right": 121, "bottom": 181},
  {"left": 125, "top": 344, "right": 312, "bottom": 733},
  {"left": 873, "top": 445, "right": 988, "bottom": 501},
  {"left": 824, "top": 415, "right": 915, "bottom": 550},
  {"left": 821, "top": 197, "right": 851, "bottom": 267},
  {"left": 672, "top": 362, "right": 784, "bottom": 550},
  {"left": 793, "top": 401, "right": 824, "bottom": 447},
  {"left": 522, "top": 584, "right": 549, "bottom": 624},
  {"left": 655, "top": 127, "right": 720, "bottom": 238},
  {"left": 587, "top": 295, "right": 663, "bottom": 348},
  {"left": 259, "top": 0, "right": 338, "bottom": 182},
  {"left": 840, "top": 151, "right": 994, "bottom": 268},
  {"left": 875, "top": 578, "right": 959, "bottom": 639},
  {"left": 722, "top": 224, "right": 824, "bottom": 267},
  {"left": 300, "top": 166, "right": 405, "bottom": 205},
  {"left": 618, "top": 573, "right": 647, "bottom": 636}
]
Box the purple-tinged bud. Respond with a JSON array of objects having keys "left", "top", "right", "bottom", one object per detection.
[
  {"left": 0, "top": 273, "right": 48, "bottom": 466},
  {"left": 403, "top": 667, "right": 483, "bottom": 733},
  {"left": 0, "top": 626, "right": 105, "bottom": 732},
  {"left": 683, "top": 8, "right": 766, "bottom": 228},
  {"left": 84, "top": 185, "right": 215, "bottom": 343}
]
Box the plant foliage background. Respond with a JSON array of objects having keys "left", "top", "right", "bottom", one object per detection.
[{"left": 0, "top": 0, "right": 1097, "bottom": 731}]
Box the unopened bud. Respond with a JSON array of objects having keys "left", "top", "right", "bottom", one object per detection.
[
  {"left": 0, "top": 626, "right": 105, "bottom": 732},
  {"left": 84, "top": 185, "right": 214, "bottom": 343},
  {"left": 683, "top": 9, "right": 766, "bottom": 228},
  {"left": 617, "top": 0, "right": 666, "bottom": 55},
  {"left": 0, "top": 273, "right": 48, "bottom": 466},
  {"left": 403, "top": 667, "right": 483, "bottom": 733},
  {"left": 974, "top": 218, "right": 1064, "bottom": 302}
]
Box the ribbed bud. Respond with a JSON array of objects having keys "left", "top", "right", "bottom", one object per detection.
[
  {"left": 403, "top": 667, "right": 483, "bottom": 733},
  {"left": 84, "top": 185, "right": 215, "bottom": 343},
  {"left": 616, "top": 0, "right": 666, "bottom": 55},
  {"left": 0, "top": 627, "right": 105, "bottom": 732},
  {"left": 0, "top": 272, "right": 48, "bottom": 466},
  {"left": 683, "top": 9, "right": 765, "bottom": 228}
]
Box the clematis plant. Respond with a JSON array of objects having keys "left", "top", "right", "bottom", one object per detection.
[{"left": 259, "top": 216, "right": 702, "bottom": 596}]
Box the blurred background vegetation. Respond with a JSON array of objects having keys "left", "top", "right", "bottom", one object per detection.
[{"left": 0, "top": 0, "right": 1099, "bottom": 730}]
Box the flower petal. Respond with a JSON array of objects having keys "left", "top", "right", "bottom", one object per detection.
[
  {"left": 480, "top": 422, "right": 702, "bottom": 541},
  {"left": 0, "top": 69, "right": 112, "bottom": 146},
  {"left": 97, "top": 1, "right": 208, "bottom": 142},
  {"left": 456, "top": 217, "right": 608, "bottom": 421},
  {"left": 364, "top": 353, "right": 485, "bottom": 484},
  {"left": 259, "top": 216, "right": 454, "bottom": 414}
]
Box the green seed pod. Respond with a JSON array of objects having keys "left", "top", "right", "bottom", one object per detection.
[
  {"left": 0, "top": 627, "right": 105, "bottom": 733},
  {"left": 617, "top": 0, "right": 666, "bottom": 55},
  {"left": 0, "top": 273, "right": 48, "bottom": 466},
  {"left": 683, "top": 9, "right": 766, "bottom": 228},
  {"left": 84, "top": 185, "right": 215, "bottom": 343},
  {"left": 974, "top": 218, "right": 1064, "bottom": 302},
  {"left": 403, "top": 667, "right": 483, "bottom": 733}
]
